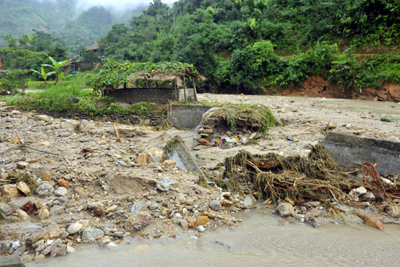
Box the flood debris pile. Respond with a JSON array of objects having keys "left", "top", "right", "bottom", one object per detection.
[
  {"left": 0, "top": 104, "right": 248, "bottom": 263},
  {"left": 194, "top": 104, "right": 278, "bottom": 149},
  {"left": 223, "top": 144, "right": 400, "bottom": 225}
]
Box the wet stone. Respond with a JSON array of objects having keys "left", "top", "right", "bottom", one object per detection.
[
  {"left": 130, "top": 201, "right": 148, "bottom": 215},
  {"left": 209, "top": 200, "right": 221, "bottom": 211},
  {"left": 0, "top": 202, "right": 14, "bottom": 215},
  {"left": 35, "top": 183, "right": 54, "bottom": 196},
  {"left": 67, "top": 222, "right": 82, "bottom": 235},
  {"left": 82, "top": 227, "right": 105, "bottom": 243},
  {"left": 277, "top": 203, "right": 295, "bottom": 217},
  {"left": 54, "top": 187, "right": 68, "bottom": 196}
]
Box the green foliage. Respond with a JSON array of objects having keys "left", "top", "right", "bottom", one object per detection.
[
  {"left": 381, "top": 117, "right": 392, "bottom": 122},
  {"left": 2, "top": 0, "right": 400, "bottom": 95},
  {"left": 6, "top": 81, "right": 159, "bottom": 116},
  {"left": 30, "top": 66, "right": 54, "bottom": 89},
  {"left": 42, "top": 56, "right": 68, "bottom": 86},
  {"left": 0, "top": 69, "right": 28, "bottom": 94},
  {"left": 91, "top": 59, "right": 199, "bottom": 93}
]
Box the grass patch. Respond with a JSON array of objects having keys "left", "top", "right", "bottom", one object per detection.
[
  {"left": 27, "top": 72, "right": 95, "bottom": 90},
  {"left": 381, "top": 117, "right": 392, "bottom": 122},
  {"left": 5, "top": 83, "right": 162, "bottom": 116}
]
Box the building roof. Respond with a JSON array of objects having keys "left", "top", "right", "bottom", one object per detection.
[
  {"left": 84, "top": 42, "right": 99, "bottom": 53},
  {"left": 125, "top": 66, "right": 206, "bottom": 88}
]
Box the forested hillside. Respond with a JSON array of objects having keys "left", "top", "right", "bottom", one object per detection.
[
  {"left": 98, "top": 0, "right": 400, "bottom": 93},
  {"left": 1, "top": 0, "right": 400, "bottom": 94},
  {"left": 0, "top": 0, "right": 144, "bottom": 53}
]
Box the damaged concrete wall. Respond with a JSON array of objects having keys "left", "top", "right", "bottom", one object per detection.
[
  {"left": 164, "top": 136, "right": 206, "bottom": 179},
  {"left": 167, "top": 105, "right": 212, "bottom": 129},
  {"left": 320, "top": 132, "right": 400, "bottom": 175},
  {"left": 104, "top": 88, "right": 195, "bottom": 104}
]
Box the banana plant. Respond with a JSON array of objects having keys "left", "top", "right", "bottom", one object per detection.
[
  {"left": 30, "top": 66, "right": 55, "bottom": 90},
  {"left": 42, "top": 56, "right": 68, "bottom": 86}
]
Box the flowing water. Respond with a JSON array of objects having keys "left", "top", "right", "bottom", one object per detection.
[{"left": 28, "top": 208, "right": 400, "bottom": 267}]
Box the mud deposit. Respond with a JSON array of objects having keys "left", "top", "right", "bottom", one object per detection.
[{"left": 28, "top": 209, "right": 400, "bottom": 267}]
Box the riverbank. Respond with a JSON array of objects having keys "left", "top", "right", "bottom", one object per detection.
[{"left": 1, "top": 94, "right": 400, "bottom": 264}]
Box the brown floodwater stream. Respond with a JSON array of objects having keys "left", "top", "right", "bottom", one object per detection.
[{"left": 28, "top": 208, "right": 400, "bottom": 267}]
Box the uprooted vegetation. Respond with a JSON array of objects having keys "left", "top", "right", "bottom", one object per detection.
[
  {"left": 201, "top": 103, "right": 278, "bottom": 137},
  {"left": 223, "top": 145, "right": 400, "bottom": 209}
]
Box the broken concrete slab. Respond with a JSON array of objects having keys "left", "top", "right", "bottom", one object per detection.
[
  {"left": 0, "top": 255, "right": 25, "bottom": 267},
  {"left": 320, "top": 132, "right": 400, "bottom": 175},
  {"left": 167, "top": 105, "right": 212, "bottom": 129},
  {"left": 163, "top": 136, "right": 206, "bottom": 178}
]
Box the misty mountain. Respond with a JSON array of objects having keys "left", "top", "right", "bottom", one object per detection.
[{"left": 0, "top": 0, "right": 145, "bottom": 53}]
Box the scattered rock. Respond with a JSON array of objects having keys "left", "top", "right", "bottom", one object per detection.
[
  {"left": 197, "top": 225, "right": 205, "bottom": 232},
  {"left": 67, "top": 222, "right": 83, "bottom": 235},
  {"left": 242, "top": 195, "right": 254, "bottom": 209},
  {"left": 34, "top": 254, "right": 46, "bottom": 261},
  {"left": 49, "top": 205, "right": 64, "bottom": 216},
  {"left": 40, "top": 141, "right": 51, "bottom": 146},
  {"left": 17, "top": 162, "right": 29, "bottom": 169},
  {"left": 148, "top": 147, "right": 164, "bottom": 163},
  {"left": 209, "top": 200, "right": 221, "bottom": 211},
  {"left": 35, "top": 114, "right": 52, "bottom": 122},
  {"left": 38, "top": 208, "right": 49, "bottom": 220},
  {"left": 67, "top": 245, "right": 75, "bottom": 254},
  {"left": 162, "top": 160, "right": 176, "bottom": 166},
  {"left": 54, "top": 187, "right": 68, "bottom": 196},
  {"left": 16, "top": 209, "right": 30, "bottom": 220},
  {"left": 92, "top": 204, "right": 105, "bottom": 217},
  {"left": 59, "top": 132, "right": 72, "bottom": 137},
  {"left": 17, "top": 181, "right": 31, "bottom": 195},
  {"left": 196, "top": 216, "right": 209, "bottom": 226},
  {"left": 220, "top": 199, "right": 234, "bottom": 207},
  {"left": 356, "top": 212, "right": 384, "bottom": 230},
  {"left": 179, "top": 219, "right": 188, "bottom": 231},
  {"left": 42, "top": 172, "right": 52, "bottom": 181},
  {"left": 0, "top": 202, "right": 14, "bottom": 215},
  {"left": 42, "top": 239, "right": 62, "bottom": 255},
  {"left": 50, "top": 244, "right": 67, "bottom": 257},
  {"left": 305, "top": 201, "right": 321, "bottom": 208},
  {"left": 156, "top": 177, "right": 175, "bottom": 192},
  {"left": 44, "top": 223, "right": 64, "bottom": 239},
  {"left": 148, "top": 202, "right": 159, "bottom": 211},
  {"left": 385, "top": 205, "right": 399, "bottom": 218},
  {"left": 35, "top": 183, "right": 54, "bottom": 196},
  {"left": 349, "top": 186, "right": 367, "bottom": 200},
  {"left": 136, "top": 153, "right": 148, "bottom": 164},
  {"left": 360, "top": 191, "right": 375, "bottom": 201},
  {"left": 276, "top": 203, "right": 295, "bottom": 217},
  {"left": 81, "top": 227, "right": 105, "bottom": 243},
  {"left": 58, "top": 179, "right": 70, "bottom": 188},
  {"left": 187, "top": 217, "right": 196, "bottom": 228},
  {"left": 1, "top": 184, "right": 23, "bottom": 201},
  {"left": 125, "top": 212, "right": 153, "bottom": 232},
  {"left": 130, "top": 201, "right": 148, "bottom": 215}
]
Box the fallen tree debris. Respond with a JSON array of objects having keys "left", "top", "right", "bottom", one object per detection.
[{"left": 224, "top": 144, "right": 400, "bottom": 208}]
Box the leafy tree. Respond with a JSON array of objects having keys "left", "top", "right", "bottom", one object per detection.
[
  {"left": 30, "top": 66, "right": 54, "bottom": 89},
  {"left": 42, "top": 56, "right": 68, "bottom": 86}
]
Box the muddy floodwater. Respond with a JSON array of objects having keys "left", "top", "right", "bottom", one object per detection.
[{"left": 28, "top": 208, "right": 400, "bottom": 267}]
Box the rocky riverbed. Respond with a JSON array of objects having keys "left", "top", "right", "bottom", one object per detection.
[{"left": 1, "top": 94, "right": 400, "bottom": 264}]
